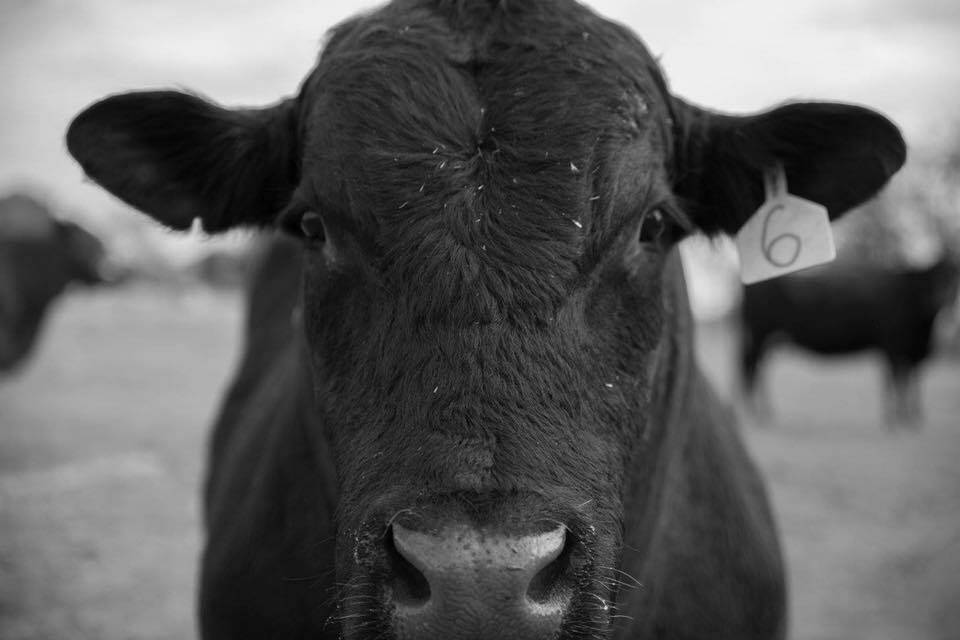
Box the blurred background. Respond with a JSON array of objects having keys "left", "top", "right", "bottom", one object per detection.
[{"left": 1, "top": 1, "right": 959, "bottom": 639}]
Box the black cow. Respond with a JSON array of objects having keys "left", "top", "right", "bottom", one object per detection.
[
  {"left": 190, "top": 247, "right": 257, "bottom": 290},
  {"left": 0, "top": 193, "right": 110, "bottom": 373},
  {"left": 740, "top": 255, "right": 959, "bottom": 427},
  {"left": 65, "top": 1, "right": 905, "bottom": 638}
]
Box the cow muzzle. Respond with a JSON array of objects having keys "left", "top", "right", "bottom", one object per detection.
[{"left": 385, "top": 523, "right": 572, "bottom": 640}]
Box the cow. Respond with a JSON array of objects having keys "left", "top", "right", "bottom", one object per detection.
[
  {"left": 739, "top": 254, "right": 959, "bottom": 427},
  {"left": 0, "top": 193, "right": 111, "bottom": 374},
  {"left": 190, "top": 246, "right": 257, "bottom": 290},
  {"left": 64, "top": 1, "right": 906, "bottom": 638}
]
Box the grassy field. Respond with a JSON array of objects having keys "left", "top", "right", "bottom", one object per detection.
[{"left": 1, "top": 286, "right": 959, "bottom": 640}]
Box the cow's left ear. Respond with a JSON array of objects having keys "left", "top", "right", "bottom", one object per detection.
[
  {"left": 66, "top": 91, "right": 300, "bottom": 233},
  {"left": 670, "top": 98, "right": 906, "bottom": 235}
]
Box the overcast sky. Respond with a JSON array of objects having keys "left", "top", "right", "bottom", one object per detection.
[{"left": 1, "top": 0, "right": 958, "bottom": 220}]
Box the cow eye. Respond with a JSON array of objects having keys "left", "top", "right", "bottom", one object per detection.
[
  {"left": 280, "top": 207, "right": 326, "bottom": 242},
  {"left": 299, "top": 212, "right": 326, "bottom": 241},
  {"left": 637, "top": 208, "right": 668, "bottom": 245}
]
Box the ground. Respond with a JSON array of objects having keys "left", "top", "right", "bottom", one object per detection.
[{"left": 1, "top": 286, "right": 958, "bottom": 640}]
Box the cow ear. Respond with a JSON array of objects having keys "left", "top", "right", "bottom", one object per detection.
[
  {"left": 66, "top": 91, "right": 300, "bottom": 233},
  {"left": 670, "top": 99, "right": 906, "bottom": 235}
]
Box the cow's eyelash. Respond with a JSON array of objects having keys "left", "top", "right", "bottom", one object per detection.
[
  {"left": 654, "top": 194, "right": 693, "bottom": 234},
  {"left": 277, "top": 198, "right": 304, "bottom": 219},
  {"left": 277, "top": 200, "right": 316, "bottom": 236}
]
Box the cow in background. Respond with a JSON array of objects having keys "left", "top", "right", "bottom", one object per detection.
[
  {"left": 189, "top": 246, "right": 257, "bottom": 290},
  {"left": 0, "top": 193, "right": 112, "bottom": 374},
  {"left": 740, "top": 253, "right": 960, "bottom": 427},
  {"left": 65, "top": 0, "right": 906, "bottom": 637}
]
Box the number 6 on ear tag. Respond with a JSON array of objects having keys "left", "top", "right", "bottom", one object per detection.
[{"left": 735, "top": 164, "right": 836, "bottom": 284}]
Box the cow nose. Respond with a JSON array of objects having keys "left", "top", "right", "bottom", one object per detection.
[{"left": 387, "top": 523, "right": 572, "bottom": 640}]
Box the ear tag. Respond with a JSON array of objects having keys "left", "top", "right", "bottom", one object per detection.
[{"left": 735, "top": 164, "right": 836, "bottom": 284}]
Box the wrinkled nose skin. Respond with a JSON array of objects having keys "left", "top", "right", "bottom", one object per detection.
[{"left": 390, "top": 524, "right": 571, "bottom": 640}]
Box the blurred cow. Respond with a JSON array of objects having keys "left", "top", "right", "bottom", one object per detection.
[
  {"left": 740, "top": 254, "right": 960, "bottom": 427},
  {"left": 190, "top": 247, "right": 256, "bottom": 290},
  {"left": 0, "top": 194, "right": 111, "bottom": 374}
]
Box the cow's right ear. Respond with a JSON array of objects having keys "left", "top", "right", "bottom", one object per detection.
[{"left": 66, "top": 91, "right": 300, "bottom": 233}]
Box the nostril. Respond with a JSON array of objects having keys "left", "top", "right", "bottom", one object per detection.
[
  {"left": 385, "top": 526, "right": 431, "bottom": 605},
  {"left": 388, "top": 523, "right": 575, "bottom": 638},
  {"left": 527, "top": 528, "right": 579, "bottom": 605},
  {"left": 390, "top": 523, "right": 577, "bottom": 609}
]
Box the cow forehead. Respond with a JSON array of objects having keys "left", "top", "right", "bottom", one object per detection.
[
  {"left": 293, "top": 2, "right": 674, "bottom": 323},
  {"left": 300, "top": 2, "right": 673, "bottom": 228}
]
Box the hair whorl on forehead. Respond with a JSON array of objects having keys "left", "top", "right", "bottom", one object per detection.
[
  {"left": 435, "top": 0, "right": 508, "bottom": 9},
  {"left": 432, "top": 0, "right": 511, "bottom": 27}
]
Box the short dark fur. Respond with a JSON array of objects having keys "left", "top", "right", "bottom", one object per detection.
[
  {"left": 65, "top": 0, "right": 906, "bottom": 638},
  {"left": 66, "top": 92, "right": 299, "bottom": 232},
  {"left": 0, "top": 194, "right": 108, "bottom": 374},
  {"left": 740, "top": 255, "right": 960, "bottom": 426}
]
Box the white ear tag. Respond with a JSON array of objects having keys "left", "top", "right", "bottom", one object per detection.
[{"left": 735, "top": 165, "right": 836, "bottom": 284}]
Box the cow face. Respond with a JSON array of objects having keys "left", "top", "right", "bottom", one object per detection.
[{"left": 66, "top": 2, "right": 904, "bottom": 638}]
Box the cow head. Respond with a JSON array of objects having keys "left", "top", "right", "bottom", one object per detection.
[
  {"left": 0, "top": 194, "right": 112, "bottom": 288},
  {"left": 66, "top": 1, "right": 904, "bottom": 638}
]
